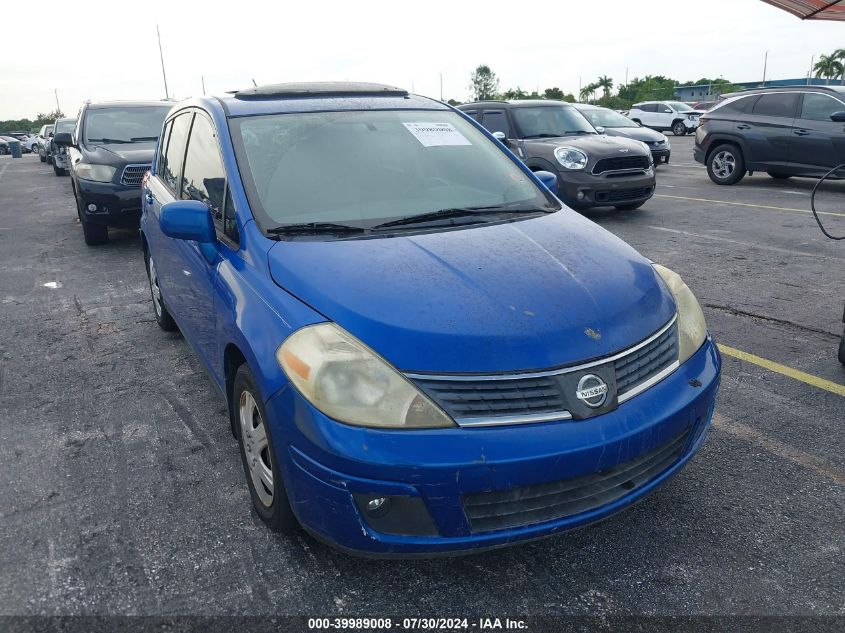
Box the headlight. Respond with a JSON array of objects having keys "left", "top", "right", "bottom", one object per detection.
[
  {"left": 662, "top": 135, "right": 671, "bottom": 149},
  {"left": 554, "top": 146, "right": 588, "bottom": 170},
  {"left": 277, "top": 323, "right": 455, "bottom": 429},
  {"left": 641, "top": 142, "right": 654, "bottom": 163},
  {"left": 75, "top": 163, "right": 116, "bottom": 182},
  {"left": 652, "top": 264, "right": 707, "bottom": 364}
]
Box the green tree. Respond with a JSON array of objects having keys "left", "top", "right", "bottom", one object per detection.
[
  {"left": 469, "top": 65, "right": 500, "bottom": 101},
  {"left": 579, "top": 82, "right": 598, "bottom": 103},
  {"left": 617, "top": 75, "right": 677, "bottom": 105},
  {"left": 543, "top": 87, "right": 564, "bottom": 100},
  {"left": 834, "top": 49, "right": 845, "bottom": 85},
  {"left": 814, "top": 54, "right": 843, "bottom": 84},
  {"left": 596, "top": 75, "right": 614, "bottom": 99}
]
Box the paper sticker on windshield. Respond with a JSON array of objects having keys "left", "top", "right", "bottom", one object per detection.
[{"left": 403, "top": 122, "right": 471, "bottom": 147}]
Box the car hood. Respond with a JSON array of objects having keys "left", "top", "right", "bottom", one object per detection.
[
  {"left": 603, "top": 127, "right": 665, "bottom": 143},
  {"left": 82, "top": 142, "right": 156, "bottom": 165},
  {"left": 267, "top": 211, "right": 675, "bottom": 374},
  {"left": 525, "top": 134, "right": 650, "bottom": 157}
]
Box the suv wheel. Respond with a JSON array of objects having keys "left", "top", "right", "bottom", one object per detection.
[
  {"left": 615, "top": 201, "right": 646, "bottom": 211},
  {"left": 145, "top": 250, "right": 178, "bottom": 331},
  {"left": 767, "top": 172, "right": 791, "bottom": 180},
  {"left": 707, "top": 144, "right": 745, "bottom": 185},
  {"left": 671, "top": 120, "right": 686, "bottom": 136},
  {"left": 839, "top": 327, "right": 845, "bottom": 365},
  {"left": 39, "top": 151, "right": 46, "bottom": 163},
  {"left": 233, "top": 364, "right": 299, "bottom": 534},
  {"left": 53, "top": 164, "right": 66, "bottom": 177}
]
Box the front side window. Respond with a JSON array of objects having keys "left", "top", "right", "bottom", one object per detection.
[
  {"left": 752, "top": 93, "right": 799, "bottom": 118},
  {"left": 511, "top": 106, "right": 595, "bottom": 138},
  {"left": 156, "top": 119, "right": 173, "bottom": 179},
  {"left": 579, "top": 108, "right": 637, "bottom": 128},
  {"left": 180, "top": 114, "right": 237, "bottom": 241},
  {"left": 231, "top": 109, "right": 557, "bottom": 231},
  {"left": 161, "top": 113, "right": 193, "bottom": 193},
  {"left": 83, "top": 105, "right": 171, "bottom": 146},
  {"left": 480, "top": 111, "right": 510, "bottom": 137},
  {"left": 54, "top": 119, "right": 76, "bottom": 134},
  {"left": 800, "top": 93, "right": 845, "bottom": 122}
]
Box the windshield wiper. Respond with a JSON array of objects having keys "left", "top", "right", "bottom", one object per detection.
[
  {"left": 523, "top": 133, "right": 562, "bottom": 139},
  {"left": 563, "top": 130, "right": 594, "bottom": 136},
  {"left": 130, "top": 136, "right": 159, "bottom": 141},
  {"left": 266, "top": 222, "right": 367, "bottom": 236},
  {"left": 373, "top": 205, "right": 551, "bottom": 229},
  {"left": 87, "top": 138, "right": 131, "bottom": 144}
]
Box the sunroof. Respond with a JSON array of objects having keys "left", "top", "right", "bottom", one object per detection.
[{"left": 235, "top": 82, "right": 409, "bottom": 100}]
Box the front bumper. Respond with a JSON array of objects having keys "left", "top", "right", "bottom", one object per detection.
[
  {"left": 558, "top": 168, "right": 656, "bottom": 209},
  {"left": 53, "top": 152, "right": 68, "bottom": 169},
  {"left": 75, "top": 177, "right": 143, "bottom": 227},
  {"left": 651, "top": 149, "right": 671, "bottom": 164},
  {"left": 267, "top": 338, "right": 720, "bottom": 556}
]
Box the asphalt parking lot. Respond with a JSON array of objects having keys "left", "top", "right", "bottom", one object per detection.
[{"left": 1, "top": 136, "right": 843, "bottom": 619}]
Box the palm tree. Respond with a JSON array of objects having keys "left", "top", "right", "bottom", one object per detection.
[
  {"left": 579, "top": 83, "right": 597, "bottom": 103},
  {"left": 596, "top": 75, "right": 614, "bottom": 99},
  {"left": 834, "top": 49, "right": 845, "bottom": 85},
  {"left": 814, "top": 54, "right": 843, "bottom": 84}
]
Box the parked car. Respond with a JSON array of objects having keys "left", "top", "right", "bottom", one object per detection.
[
  {"left": 35, "top": 124, "right": 55, "bottom": 162},
  {"left": 694, "top": 86, "right": 845, "bottom": 185},
  {"left": 0, "top": 131, "right": 33, "bottom": 153},
  {"left": 0, "top": 136, "right": 14, "bottom": 154},
  {"left": 140, "top": 82, "right": 719, "bottom": 556},
  {"left": 459, "top": 100, "right": 655, "bottom": 210},
  {"left": 692, "top": 100, "right": 719, "bottom": 111},
  {"left": 54, "top": 100, "right": 172, "bottom": 245},
  {"left": 573, "top": 103, "right": 671, "bottom": 165},
  {"left": 50, "top": 117, "right": 76, "bottom": 176},
  {"left": 628, "top": 101, "right": 704, "bottom": 136}
]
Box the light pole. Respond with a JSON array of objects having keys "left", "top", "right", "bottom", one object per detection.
[
  {"left": 762, "top": 50, "right": 768, "bottom": 87},
  {"left": 157, "top": 24, "right": 170, "bottom": 99},
  {"left": 54, "top": 89, "right": 61, "bottom": 114}
]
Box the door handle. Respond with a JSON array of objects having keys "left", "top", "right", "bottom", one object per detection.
[
  {"left": 736, "top": 124, "right": 751, "bottom": 130},
  {"left": 793, "top": 129, "right": 810, "bottom": 136}
]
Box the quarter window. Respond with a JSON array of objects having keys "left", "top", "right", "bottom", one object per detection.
[
  {"left": 800, "top": 93, "right": 845, "bottom": 122},
  {"left": 155, "top": 119, "right": 173, "bottom": 179},
  {"left": 161, "top": 113, "right": 193, "bottom": 193},
  {"left": 752, "top": 93, "right": 799, "bottom": 118},
  {"left": 181, "top": 114, "right": 238, "bottom": 243}
]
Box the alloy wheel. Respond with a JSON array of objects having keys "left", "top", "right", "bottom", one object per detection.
[
  {"left": 239, "top": 390, "right": 274, "bottom": 508},
  {"left": 711, "top": 150, "right": 736, "bottom": 180},
  {"left": 147, "top": 255, "right": 163, "bottom": 317}
]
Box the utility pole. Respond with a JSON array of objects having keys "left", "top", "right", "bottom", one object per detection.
[
  {"left": 762, "top": 50, "right": 768, "bottom": 87},
  {"left": 156, "top": 24, "right": 170, "bottom": 99},
  {"left": 54, "top": 89, "right": 61, "bottom": 114},
  {"left": 202, "top": 75, "right": 206, "bottom": 95},
  {"left": 439, "top": 73, "right": 443, "bottom": 101},
  {"left": 625, "top": 67, "right": 628, "bottom": 88},
  {"left": 808, "top": 55, "right": 814, "bottom": 85}
]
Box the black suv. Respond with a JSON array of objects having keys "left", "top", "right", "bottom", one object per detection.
[
  {"left": 459, "top": 100, "right": 655, "bottom": 211},
  {"left": 55, "top": 100, "right": 172, "bottom": 245},
  {"left": 694, "top": 86, "right": 845, "bottom": 185}
]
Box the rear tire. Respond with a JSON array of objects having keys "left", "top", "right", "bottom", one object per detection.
[
  {"left": 39, "top": 151, "right": 46, "bottom": 163},
  {"left": 767, "top": 172, "right": 791, "bottom": 180},
  {"left": 615, "top": 201, "right": 646, "bottom": 211},
  {"left": 672, "top": 120, "right": 686, "bottom": 136},
  {"left": 233, "top": 364, "right": 299, "bottom": 534},
  {"left": 145, "top": 250, "right": 178, "bottom": 332},
  {"left": 707, "top": 144, "right": 745, "bottom": 185},
  {"left": 838, "top": 327, "right": 845, "bottom": 365}
]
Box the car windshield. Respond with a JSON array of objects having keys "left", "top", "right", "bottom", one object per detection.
[
  {"left": 510, "top": 106, "right": 596, "bottom": 138},
  {"left": 84, "top": 106, "right": 170, "bottom": 145},
  {"left": 231, "top": 109, "right": 558, "bottom": 230},
  {"left": 578, "top": 108, "right": 637, "bottom": 128},
  {"left": 55, "top": 119, "right": 76, "bottom": 134},
  {"left": 667, "top": 102, "right": 694, "bottom": 112}
]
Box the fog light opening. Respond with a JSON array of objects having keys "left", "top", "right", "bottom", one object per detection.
[
  {"left": 87, "top": 203, "right": 97, "bottom": 212},
  {"left": 576, "top": 191, "right": 586, "bottom": 201},
  {"left": 366, "top": 496, "right": 389, "bottom": 514}
]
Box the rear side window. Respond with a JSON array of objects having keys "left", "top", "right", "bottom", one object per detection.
[
  {"left": 480, "top": 111, "right": 510, "bottom": 137},
  {"left": 712, "top": 95, "right": 757, "bottom": 116},
  {"left": 155, "top": 119, "right": 173, "bottom": 179},
  {"left": 800, "top": 93, "right": 845, "bottom": 122},
  {"left": 752, "top": 93, "right": 799, "bottom": 118},
  {"left": 160, "top": 113, "right": 193, "bottom": 193},
  {"left": 181, "top": 114, "right": 237, "bottom": 243}
]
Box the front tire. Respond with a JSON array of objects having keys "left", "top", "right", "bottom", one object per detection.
[
  {"left": 233, "top": 364, "right": 299, "bottom": 534},
  {"left": 838, "top": 327, "right": 845, "bottom": 365},
  {"left": 707, "top": 144, "right": 746, "bottom": 185},
  {"left": 39, "top": 151, "right": 46, "bottom": 163},
  {"left": 53, "top": 164, "right": 66, "bottom": 176},
  {"left": 672, "top": 120, "right": 686, "bottom": 136},
  {"left": 145, "top": 250, "right": 178, "bottom": 331}
]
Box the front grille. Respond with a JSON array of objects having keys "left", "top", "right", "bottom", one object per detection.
[
  {"left": 462, "top": 428, "right": 690, "bottom": 533},
  {"left": 592, "top": 155, "right": 650, "bottom": 174},
  {"left": 595, "top": 187, "right": 653, "bottom": 203},
  {"left": 120, "top": 164, "right": 150, "bottom": 187},
  {"left": 410, "top": 318, "right": 678, "bottom": 426},
  {"left": 615, "top": 320, "right": 678, "bottom": 396},
  {"left": 413, "top": 374, "right": 567, "bottom": 421}
]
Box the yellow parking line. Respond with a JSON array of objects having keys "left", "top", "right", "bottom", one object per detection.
[
  {"left": 655, "top": 193, "right": 845, "bottom": 218},
  {"left": 718, "top": 344, "right": 845, "bottom": 397}
]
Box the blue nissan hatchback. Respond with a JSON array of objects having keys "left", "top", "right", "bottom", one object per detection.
[{"left": 140, "top": 82, "right": 720, "bottom": 556}]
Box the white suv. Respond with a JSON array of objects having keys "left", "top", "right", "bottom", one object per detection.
[{"left": 628, "top": 101, "right": 704, "bottom": 136}]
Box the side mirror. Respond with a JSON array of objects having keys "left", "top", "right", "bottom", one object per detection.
[
  {"left": 53, "top": 132, "right": 73, "bottom": 146},
  {"left": 534, "top": 170, "right": 558, "bottom": 195},
  {"left": 492, "top": 131, "right": 507, "bottom": 142},
  {"left": 160, "top": 200, "right": 216, "bottom": 244},
  {"left": 830, "top": 111, "right": 845, "bottom": 122},
  {"left": 595, "top": 126, "right": 606, "bottom": 134}
]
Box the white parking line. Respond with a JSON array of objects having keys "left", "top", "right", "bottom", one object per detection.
[{"left": 0, "top": 163, "right": 8, "bottom": 182}]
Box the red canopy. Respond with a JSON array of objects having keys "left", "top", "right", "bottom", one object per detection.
[{"left": 760, "top": 0, "right": 845, "bottom": 20}]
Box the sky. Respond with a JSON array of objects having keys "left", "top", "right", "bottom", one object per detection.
[{"left": 1, "top": 0, "right": 843, "bottom": 120}]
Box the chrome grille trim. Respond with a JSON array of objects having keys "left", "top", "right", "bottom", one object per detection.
[
  {"left": 407, "top": 315, "right": 679, "bottom": 428},
  {"left": 120, "top": 164, "right": 151, "bottom": 187}
]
